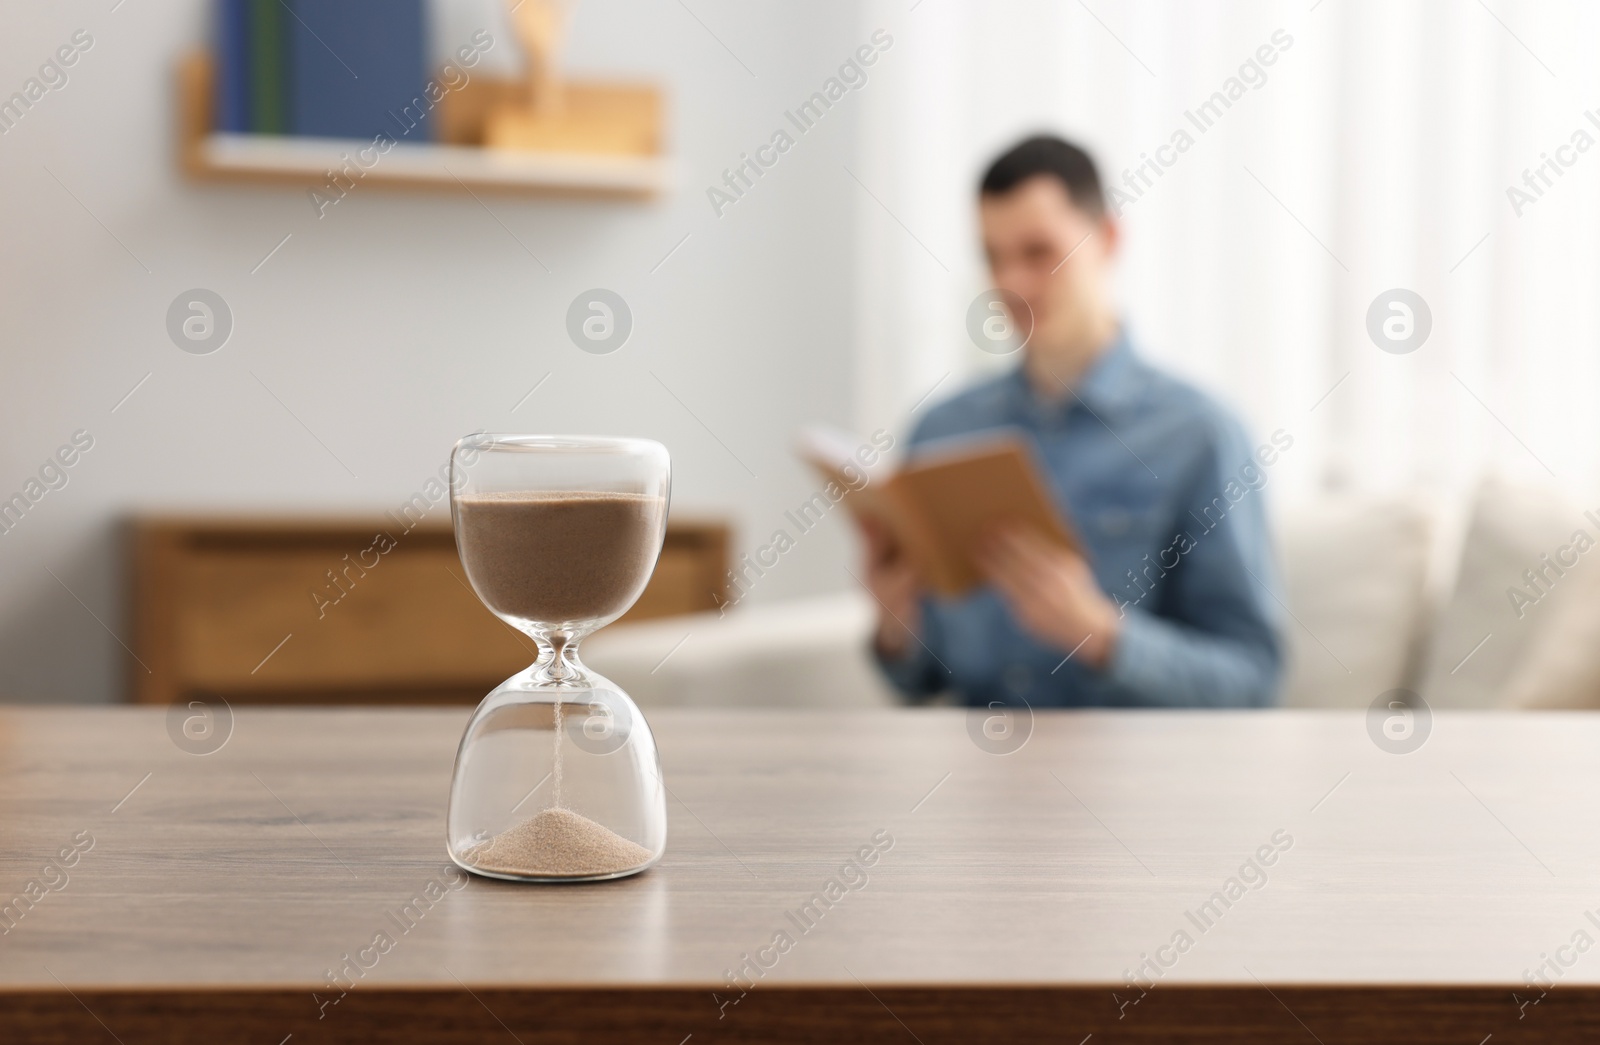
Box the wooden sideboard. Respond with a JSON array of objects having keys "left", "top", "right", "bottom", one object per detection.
[{"left": 127, "top": 516, "right": 728, "bottom": 705}]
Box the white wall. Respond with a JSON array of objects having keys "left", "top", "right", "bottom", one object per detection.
[{"left": 0, "top": 0, "right": 875, "bottom": 702}]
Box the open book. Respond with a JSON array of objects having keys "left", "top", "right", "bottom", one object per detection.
[{"left": 797, "top": 426, "right": 1080, "bottom": 597}]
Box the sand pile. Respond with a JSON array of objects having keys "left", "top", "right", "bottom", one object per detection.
[{"left": 463, "top": 807, "right": 651, "bottom": 878}]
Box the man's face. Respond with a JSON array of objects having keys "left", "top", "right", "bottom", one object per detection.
[{"left": 979, "top": 175, "right": 1115, "bottom": 352}]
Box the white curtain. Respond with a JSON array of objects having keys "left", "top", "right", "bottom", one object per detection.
[{"left": 852, "top": 0, "right": 1600, "bottom": 502}]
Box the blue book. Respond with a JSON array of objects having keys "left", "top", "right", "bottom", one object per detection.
[
  {"left": 213, "top": 0, "right": 251, "bottom": 132},
  {"left": 286, "top": 0, "right": 432, "bottom": 142}
]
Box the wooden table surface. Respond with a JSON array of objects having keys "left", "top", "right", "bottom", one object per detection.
[{"left": 3, "top": 706, "right": 1599, "bottom": 1043}]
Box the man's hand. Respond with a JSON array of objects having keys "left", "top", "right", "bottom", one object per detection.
[
  {"left": 859, "top": 517, "right": 923, "bottom": 659},
  {"left": 976, "top": 524, "right": 1120, "bottom": 669}
]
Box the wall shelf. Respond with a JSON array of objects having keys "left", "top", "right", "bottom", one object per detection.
[{"left": 177, "top": 54, "right": 667, "bottom": 199}]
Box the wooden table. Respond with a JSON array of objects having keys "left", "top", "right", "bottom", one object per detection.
[{"left": 3, "top": 707, "right": 1598, "bottom": 1043}]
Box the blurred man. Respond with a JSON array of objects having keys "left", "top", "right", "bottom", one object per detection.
[{"left": 866, "top": 135, "right": 1285, "bottom": 708}]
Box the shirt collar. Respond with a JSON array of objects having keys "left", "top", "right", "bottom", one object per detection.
[{"left": 1002, "top": 327, "right": 1143, "bottom": 425}]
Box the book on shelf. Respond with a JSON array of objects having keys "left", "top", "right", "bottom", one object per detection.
[
  {"left": 246, "top": 0, "right": 288, "bottom": 134},
  {"left": 212, "top": 0, "right": 251, "bottom": 133},
  {"left": 214, "top": 0, "right": 429, "bottom": 140},
  {"left": 286, "top": 0, "right": 431, "bottom": 142}
]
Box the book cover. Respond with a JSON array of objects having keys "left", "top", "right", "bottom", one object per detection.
[
  {"left": 798, "top": 428, "right": 1080, "bottom": 598},
  {"left": 247, "top": 0, "right": 288, "bottom": 134},
  {"left": 287, "top": 0, "right": 431, "bottom": 142},
  {"left": 213, "top": 0, "right": 251, "bottom": 133},
  {"left": 887, "top": 434, "right": 1081, "bottom": 595}
]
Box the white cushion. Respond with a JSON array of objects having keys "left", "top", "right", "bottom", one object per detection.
[
  {"left": 1416, "top": 478, "right": 1588, "bottom": 708},
  {"left": 583, "top": 592, "right": 898, "bottom": 709},
  {"left": 1501, "top": 521, "right": 1600, "bottom": 707},
  {"left": 1274, "top": 495, "right": 1434, "bottom": 707}
]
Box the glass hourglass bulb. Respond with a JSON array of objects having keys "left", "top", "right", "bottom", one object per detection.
[{"left": 445, "top": 434, "right": 670, "bottom": 882}]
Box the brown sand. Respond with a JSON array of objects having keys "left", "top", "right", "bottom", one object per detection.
[
  {"left": 455, "top": 491, "right": 663, "bottom": 623},
  {"left": 462, "top": 807, "right": 652, "bottom": 878}
]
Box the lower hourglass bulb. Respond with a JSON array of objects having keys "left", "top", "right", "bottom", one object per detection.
[{"left": 447, "top": 638, "right": 664, "bottom": 881}]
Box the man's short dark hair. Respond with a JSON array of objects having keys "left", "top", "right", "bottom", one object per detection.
[{"left": 979, "top": 135, "right": 1105, "bottom": 218}]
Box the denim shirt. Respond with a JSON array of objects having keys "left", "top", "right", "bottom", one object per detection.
[{"left": 876, "top": 333, "right": 1285, "bottom": 708}]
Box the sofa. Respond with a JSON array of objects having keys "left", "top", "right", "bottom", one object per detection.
[{"left": 585, "top": 478, "right": 1598, "bottom": 710}]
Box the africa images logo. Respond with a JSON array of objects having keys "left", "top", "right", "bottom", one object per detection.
[{"left": 1366, "top": 689, "right": 1431, "bottom": 755}]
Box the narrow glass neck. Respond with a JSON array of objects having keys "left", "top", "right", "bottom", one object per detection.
[{"left": 531, "top": 631, "right": 587, "bottom": 685}]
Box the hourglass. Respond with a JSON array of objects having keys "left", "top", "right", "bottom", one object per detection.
[{"left": 446, "top": 434, "right": 670, "bottom": 882}]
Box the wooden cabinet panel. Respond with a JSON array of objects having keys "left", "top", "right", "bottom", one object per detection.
[{"left": 129, "top": 517, "right": 728, "bottom": 705}]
